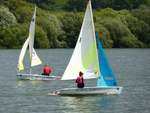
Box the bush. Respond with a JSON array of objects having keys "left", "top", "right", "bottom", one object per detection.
[
  {"left": 0, "top": 26, "right": 21, "bottom": 48},
  {"left": 34, "top": 25, "right": 50, "bottom": 48},
  {"left": 60, "top": 12, "right": 83, "bottom": 47},
  {"left": 0, "top": 5, "right": 17, "bottom": 28}
]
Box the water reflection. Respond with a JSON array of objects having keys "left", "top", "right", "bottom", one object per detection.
[
  {"left": 60, "top": 96, "right": 114, "bottom": 113},
  {"left": 15, "top": 80, "right": 51, "bottom": 96},
  {"left": 16, "top": 80, "right": 45, "bottom": 87}
]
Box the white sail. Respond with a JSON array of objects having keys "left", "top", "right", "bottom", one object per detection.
[
  {"left": 17, "top": 6, "right": 41, "bottom": 72},
  {"left": 17, "top": 38, "right": 30, "bottom": 71},
  {"left": 61, "top": 35, "right": 84, "bottom": 80},
  {"left": 28, "top": 6, "right": 42, "bottom": 67},
  {"left": 61, "top": 0, "right": 100, "bottom": 80},
  {"left": 30, "top": 48, "right": 42, "bottom": 67}
]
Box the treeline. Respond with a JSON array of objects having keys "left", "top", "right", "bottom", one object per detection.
[
  {"left": 25, "top": 0, "right": 150, "bottom": 11},
  {"left": 0, "top": 0, "right": 150, "bottom": 48}
]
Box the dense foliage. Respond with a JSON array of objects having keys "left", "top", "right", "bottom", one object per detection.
[
  {"left": 65, "top": 0, "right": 146, "bottom": 11},
  {"left": 0, "top": 0, "right": 150, "bottom": 48}
]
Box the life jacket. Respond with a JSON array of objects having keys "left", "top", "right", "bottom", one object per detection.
[
  {"left": 76, "top": 77, "right": 84, "bottom": 84},
  {"left": 43, "top": 66, "right": 52, "bottom": 75}
]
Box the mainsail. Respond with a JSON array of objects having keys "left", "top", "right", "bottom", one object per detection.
[
  {"left": 28, "top": 7, "right": 42, "bottom": 67},
  {"left": 17, "top": 6, "right": 42, "bottom": 72},
  {"left": 61, "top": 0, "right": 100, "bottom": 80}
]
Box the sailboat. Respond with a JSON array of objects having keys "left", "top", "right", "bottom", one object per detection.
[
  {"left": 16, "top": 7, "right": 58, "bottom": 80},
  {"left": 53, "top": 0, "right": 122, "bottom": 95}
]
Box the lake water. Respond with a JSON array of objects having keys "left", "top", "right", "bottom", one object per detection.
[{"left": 0, "top": 49, "right": 150, "bottom": 113}]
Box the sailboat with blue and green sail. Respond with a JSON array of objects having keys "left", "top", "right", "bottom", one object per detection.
[{"left": 54, "top": 0, "right": 122, "bottom": 95}]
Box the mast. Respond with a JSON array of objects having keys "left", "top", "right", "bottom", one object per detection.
[{"left": 28, "top": 6, "right": 36, "bottom": 74}]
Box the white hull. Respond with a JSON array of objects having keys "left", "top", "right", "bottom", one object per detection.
[
  {"left": 16, "top": 73, "right": 60, "bottom": 81},
  {"left": 53, "top": 86, "right": 123, "bottom": 96}
]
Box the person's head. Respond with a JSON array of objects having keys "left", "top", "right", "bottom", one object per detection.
[{"left": 79, "top": 71, "right": 83, "bottom": 76}]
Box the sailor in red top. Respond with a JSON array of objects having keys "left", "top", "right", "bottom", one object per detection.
[
  {"left": 75, "top": 71, "right": 84, "bottom": 88},
  {"left": 42, "top": 64, "right": 53, "bottom": 76}
]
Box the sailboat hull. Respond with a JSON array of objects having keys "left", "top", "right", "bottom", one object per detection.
[
  {"left": 16, "top": 73, "right": 60, "bottom": 80},
  {"left": 53, "top": 86, "right": 123, "bottom": 96}
]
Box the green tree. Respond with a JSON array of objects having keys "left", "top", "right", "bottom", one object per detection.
[
  {"left": 65, "top": 0, "right": 145, "bottom": 11},
  {"left": 101, "top": 18, "right": 141, "bottom": 47},
  {"left": 26, "top": 0, "right": 56, "bottom": 10},
  {"left": 61, "top": 12, "right": 82, "bottom": 47},
  {"left": 132, "top": 5, "right": 150, "bottom": 26},
  {"left": 35, "top": 25, "right": 50, "bottom": 48},
  {"left": 0, "top": 27, "right": 21, "bottom": 48},
  {"left": 0, "top": 5, "right": 17, "bottom": 28},
  {"left": 37, "top": 12, "right": 65, "bottom": 48},
  {"left": 125, "top": 14, "right": 150, "bottom": 45},
  {"left": 119, "top": 35, "right": 144, "bottom": 48},
  {"left": 143, "top": 0, "right": 150, "bottom": 6},
  {"left": 15, "top": 6, "right": 33, "bottom": 23},
  {"left": 65, "top": 0, "right": 86, "bottom": 11}
]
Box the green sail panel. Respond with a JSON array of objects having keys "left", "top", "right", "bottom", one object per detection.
[{"left": 81, "top": 0, "right": 99, "bottom": 77}]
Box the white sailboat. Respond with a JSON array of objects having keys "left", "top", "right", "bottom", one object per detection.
[
  {"left": 53, "top": 0, "right": 122, "bottom": 95},
  {"left": 16, "top": 7, "right": 58, "bottom": 80}
]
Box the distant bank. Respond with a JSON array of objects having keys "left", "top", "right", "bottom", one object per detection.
[{"left": 0, "top": 0, "right": 150, "bottom": 48}]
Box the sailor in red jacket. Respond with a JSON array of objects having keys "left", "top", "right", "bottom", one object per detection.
[
  {"left": 75, "top": 71, "right": 84, "bottom": 88},
  {"left": 42, "top": 64, "right": 53, "bottom": 76}
]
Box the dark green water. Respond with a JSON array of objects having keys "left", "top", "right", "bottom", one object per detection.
[{"left": 0, "top": 49, "right": 150, "bottom": 113}]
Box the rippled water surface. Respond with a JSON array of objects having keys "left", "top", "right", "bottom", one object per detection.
[{"left": 0, "top": 49, "right": 150, "bottom": 113}]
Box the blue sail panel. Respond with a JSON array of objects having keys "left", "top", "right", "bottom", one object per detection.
[{"left": 96, "top": 32, "right": 117, "bottom": 87}]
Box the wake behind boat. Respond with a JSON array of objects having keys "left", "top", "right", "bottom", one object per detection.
[{"left": 52, "top": 0, "right": 123, "bottom": 96}]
